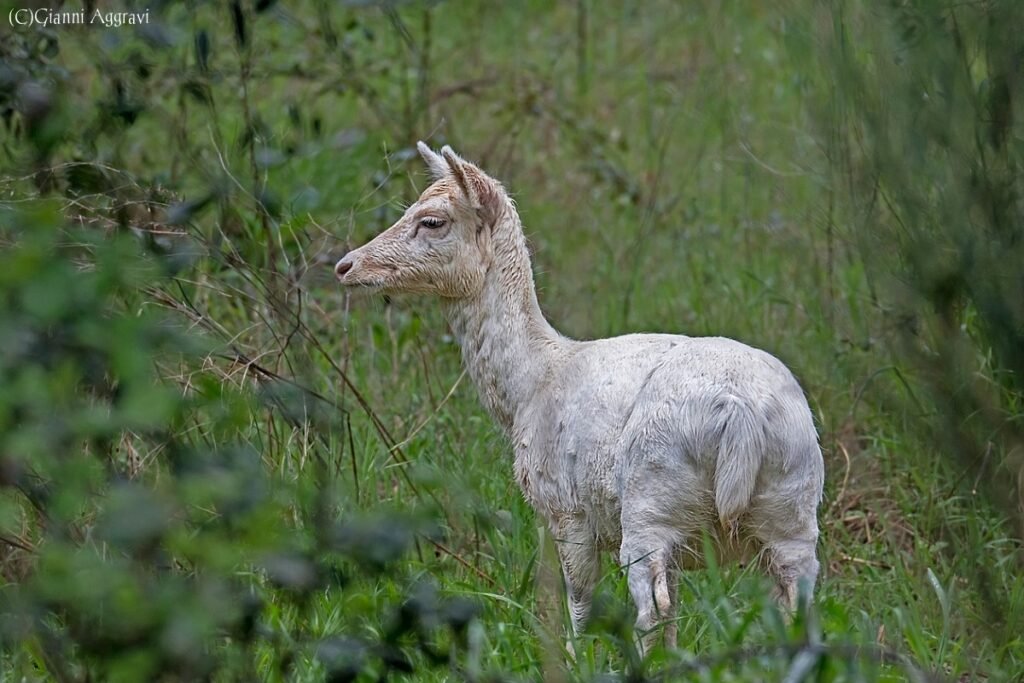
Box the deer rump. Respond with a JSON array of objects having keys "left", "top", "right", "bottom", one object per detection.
[{"left": 513, "top": 333, "right": 822, "bottom": 563}]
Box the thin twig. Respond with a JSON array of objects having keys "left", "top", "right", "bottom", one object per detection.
[
  {"left": 839, "top": 553, "right": 892, "bottom": 570},
  {"left": 0, "top": 533, "right": 34, "bottom": 553},
  {"left": 828, "top": 440, "right": 852, "bottom": 515},
  {"left": 428, "top": 538, "right": 496, "bottom": 587}
]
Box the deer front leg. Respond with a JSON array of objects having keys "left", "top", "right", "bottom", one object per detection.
[{"left": 553, "top": 514, "right": 600, "bottom": 638}]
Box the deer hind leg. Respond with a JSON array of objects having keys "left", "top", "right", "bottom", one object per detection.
[
  {"left": 751, "top": 492, "right": 821, "bottom": 611},
  {"left": 764, "top": 537, "right": 819, "bottom": 611},
  {"left": 662, "top": 562, "right": 679, "bottom": 647},
  {"left": 619, "top": 528, "right": 679, "bottom": 656}
]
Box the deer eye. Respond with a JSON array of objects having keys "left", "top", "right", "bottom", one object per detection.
[{"left": 419, "top": 216, "right": 446, "bottom": 230}]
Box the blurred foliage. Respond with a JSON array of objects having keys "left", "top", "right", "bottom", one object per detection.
[
  {"left": 790, "top": 0, "right": 1024, "bottom": 649},
  {"left": 0, "top": 217, "right": 481, "bottom": 680},
  {"left": 0, "top": 3, "right": 547, "bottom": 680},
  {"left": 811, "top": 6, "right": 1024, "bottom": 547},
  {"left": 0, "top": 5, "right": 484, "bottom": 677}
]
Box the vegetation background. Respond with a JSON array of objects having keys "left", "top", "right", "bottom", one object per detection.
[{"left": 1, "top": 0, "right": 1022, "bottom": 680}]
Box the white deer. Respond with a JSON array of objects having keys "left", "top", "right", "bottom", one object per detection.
[{"left": 335, "top": 143, "right": 824, "bottom": 653}]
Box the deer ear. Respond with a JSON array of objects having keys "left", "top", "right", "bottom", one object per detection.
[
  {"left": 441, "top": 146, "right": 479, "bottom": 206},
  {"left": 417, "top": 141, "right": 448, "bottom": 180},
  {"left": 441, "top": 146, "right": 501, "bottom": 230}
]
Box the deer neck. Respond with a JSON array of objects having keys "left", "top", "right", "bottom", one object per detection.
[{"left": 441, "top": 208, "right": 564, "bottom": 433}]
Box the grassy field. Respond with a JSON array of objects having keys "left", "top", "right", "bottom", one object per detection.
[{"left": 2, "top": 1, "right": 1022, "bottom": 680}]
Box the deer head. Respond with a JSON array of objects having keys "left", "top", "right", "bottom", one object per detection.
[{"left": 334, "top": 142, "right": 504, "bottom": 298}]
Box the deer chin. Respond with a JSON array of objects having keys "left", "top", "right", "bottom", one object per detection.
[
  {"left": 341, "top": 271, "right": 431, "bottom": 296},
  {"left": 337, "top": 271, "right": 389, "bottom": 292},
  {"left": 341, "top": 281, "right": 386, "bottom": 294}
]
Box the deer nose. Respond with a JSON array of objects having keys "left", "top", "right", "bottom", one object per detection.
[{"left": 335, "top": 257, "right": 353, "bottom": 279}]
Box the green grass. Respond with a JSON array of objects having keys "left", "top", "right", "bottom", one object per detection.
[{"left": 2, "top": 0, "right": 1022, "bottom": 680}]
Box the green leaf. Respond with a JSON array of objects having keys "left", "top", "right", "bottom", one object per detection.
[
  {"left": 230, "top": 0, "right": 247, "bottom": 48},
  {"left": 194, "top": 30, "right": 211, "bottom": 72}
]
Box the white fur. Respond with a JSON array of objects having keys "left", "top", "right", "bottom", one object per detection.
[{"left": 335, "top": 144, "right": 825, "bottom": 652}]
